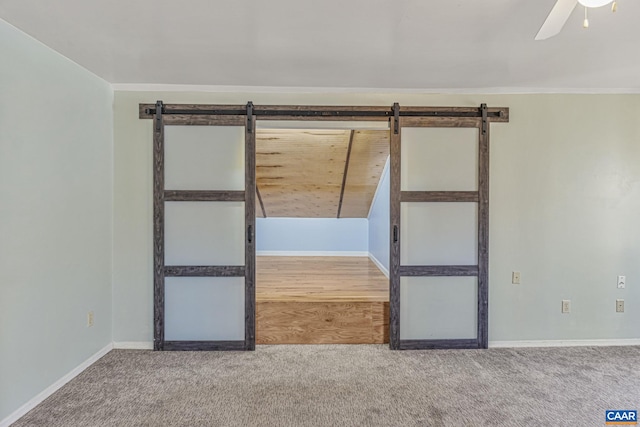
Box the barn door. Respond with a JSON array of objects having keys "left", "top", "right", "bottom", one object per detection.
[
  {"left": 390, "top": 104, "right": 490, "bottom": 350},
  {"left": 152, "top": 101, "right": 256, "bottom": 351}
]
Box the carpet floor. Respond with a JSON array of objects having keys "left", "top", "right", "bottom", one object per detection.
[{"left": 13, "top": 345, "right": 640, "bottom": 426}]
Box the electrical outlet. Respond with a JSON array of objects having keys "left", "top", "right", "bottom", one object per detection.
[
  {"left": 562, "top": 300, "right": 571, "bottom": 314},
  {"left": 87, "top": 311, "right": 94, "bottom": 327},
  {"left": 617, "top": 275, "right": 626, "bottom": 289},
  {"left": 512, "top": 271, "right": 521, "bottom": 285},
  {"left": 616, "top": 299, "right": 624, "bottom": 313}
]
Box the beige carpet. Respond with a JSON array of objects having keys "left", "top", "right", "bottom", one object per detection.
[{"left": 13, "top": 345, "right": 640, "bottom": 426}]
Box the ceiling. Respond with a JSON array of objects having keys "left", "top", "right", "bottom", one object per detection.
[
  {"left": 1, "top": 0, "right": 639, "bottom": 91},
  {"left": 256, "top": 129, "right": 389, "bottom": 218}
]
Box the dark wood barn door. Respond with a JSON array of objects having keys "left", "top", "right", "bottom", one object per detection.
[
  {"left": 142, "top": 102, "right": 507, "bottom": 351},
  {"left": 389, "top": 104, "right": 506, "bottom": 350},
  {"left": 150, "top": 102, "right": 256, "bottom": 351}
]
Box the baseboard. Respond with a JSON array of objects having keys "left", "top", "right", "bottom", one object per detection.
[
  {"left": 0, "top": 343, "right": 113, "bottom": 427},
  {"left": 489, "top": 338, "right": 640, "bottom": 348},
  {"left": 113, "top": 341, "right": 154, "bottom": 350},
  {"left": 257, "top": 251, "right": 369, "bottom": 257},
  {"left": 368, "top": 253, "right": 389, "bottom": 278}
]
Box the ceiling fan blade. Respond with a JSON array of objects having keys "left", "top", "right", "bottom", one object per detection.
[{"left": 535, "top": 0, "right": 579, "bottom": 40}]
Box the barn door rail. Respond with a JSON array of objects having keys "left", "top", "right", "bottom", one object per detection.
[{"left": 141, "top": 104, "right": 509, "bottom": 121}]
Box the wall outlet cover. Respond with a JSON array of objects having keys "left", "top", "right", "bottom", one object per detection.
[{"left": 512, "top": 271, "right": 521, "bottom": 285}]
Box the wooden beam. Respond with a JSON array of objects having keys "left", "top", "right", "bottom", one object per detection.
[
  {"left": 140, "top": 103, "right": 509, "bottom": 123},
  {"left": 245, "top": 113, "right": 256, "bottom": 351},
  {"left": 478, "top": 104, "right": 490, "bottom": 349},
  {"left": 164, "top": 266, "right": 245, "bottom": 277},
  {"left": 140, "top": 103, "right": 245, "bottom": 118},
  {"left": 254, "top": 105, "right": 390, "bottom": 122},
  {"left": 163, "top": 116, "right": 245, "bottom": 126},
  {"left": 256, "top": 186, "right": 267, "bottom": 218},
  {"left": 337, "top": 130, "right": 355, "bottom": 218},
  {"left": 163, "top": 341, "right": 246, "bottom": 351},
  {"left": 400, "top": 106, "right": 508, "bottom": 124},
  {"left": 399, "top": 265, "right": 479, "bottom": 277},
  {"left": 401, "top": 117, "right": 481, "bottom": 128},
  {"left": 153, "top": 101, "right": 165, "bottom": 351},
  {"left": 401, "top": 191, "right": 478, "bottom": 203},
  {"left": 398, "top": 105, "right": 505, "bottom": 115},
  {"left": 164, "top": 190, "right": 245, "bottom": 202},
  {"left": 399, "top": 339, "right": 480, "bottom": 350},
  {"left": 389, "top": 106, "right": 401, "bottom": 351}
]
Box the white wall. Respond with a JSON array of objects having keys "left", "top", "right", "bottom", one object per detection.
[
  {"left": 0, "top": 20, "right": 113, "bottom": 421},
  {"left": 368, "top": 158, "right": 390, "bottom": 274},
  {"left": 257, "top": 218, "right": 368, "bottom": 253},
  {"left": 489, "top": 95, "right": 640, "bottom": 340},
  {"left": 112, "top": 90, "right": 640, "bottom": 344}
]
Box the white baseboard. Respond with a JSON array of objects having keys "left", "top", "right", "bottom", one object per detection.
[
  {"left": 113, "top": 341, "right": 154, "bottom": 350},
  {"left": 0, "top": 343, "right": 113, "bottom": 427},
  {"left": 368, "top": 253, "right": 389, "bottom": 278},
  {"left": 489, "top": 338, "right": 640, "bottom": 348},
  {"left": 257, "top": 251, "right": 369, "bottom": 257}
]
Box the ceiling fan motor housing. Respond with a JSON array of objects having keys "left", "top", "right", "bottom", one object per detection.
[{"left": 578, "top": 0, "right": 612, "bottom": 7}]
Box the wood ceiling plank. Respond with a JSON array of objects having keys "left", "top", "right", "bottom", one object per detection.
[
  {"left": 339, "top": 130, "right": 389, "bottom": 218},
  {"left": 256, "top": 129, "right": 350, "bottom": 218},
  {"left": 257, "top": 184, "right": 342, "bottom": 218},
  {"left": 257, "top": 129, "right": 349, "bottom": 185}
]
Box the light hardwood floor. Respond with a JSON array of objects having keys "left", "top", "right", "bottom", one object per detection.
[
  {"left": 256, "top": 256, "right": 389, "bottom": 302},
  {"left": 256, "top": 257, "right": 389, "bottom": 344}
]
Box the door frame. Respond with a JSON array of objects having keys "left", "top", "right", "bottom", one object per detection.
[{"left": 141, "top": 102, "right": 509, "bottom": 351}]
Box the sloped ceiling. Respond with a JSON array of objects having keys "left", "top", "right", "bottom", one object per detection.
[
  {"left": 1, "top": 0, "right": 640, "bottom": 90},
  {"left": 256, "top": 130, "right": 389, "bottom": 218}
]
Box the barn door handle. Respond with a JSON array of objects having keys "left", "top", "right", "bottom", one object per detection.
[
  {"left": 393, "top": 225, "right": 398, "bottom": 243},
  {"left": 247, "top": 225, "right": 253, "bottom": 243}
]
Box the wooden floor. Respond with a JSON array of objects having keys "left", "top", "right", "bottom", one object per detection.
[
  {"left": 256, "top": 256, "right": 389, "bottom": 301},
  {"left": 256, "top": 257, "right": 389, "bottom": 345}
]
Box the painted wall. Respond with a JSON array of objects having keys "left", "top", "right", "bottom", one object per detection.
[
  {"left": 368, "top": 158, "right": 390, "bottom": 275},
  {"left": 0, "top": 20, "right": 113, "bottom": 421},
  {"left": 256, "top": 218, "right": 368, "bottom": 253},
  {"left": 112, "top": 90, "right": 640, "bottom": 344}
]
